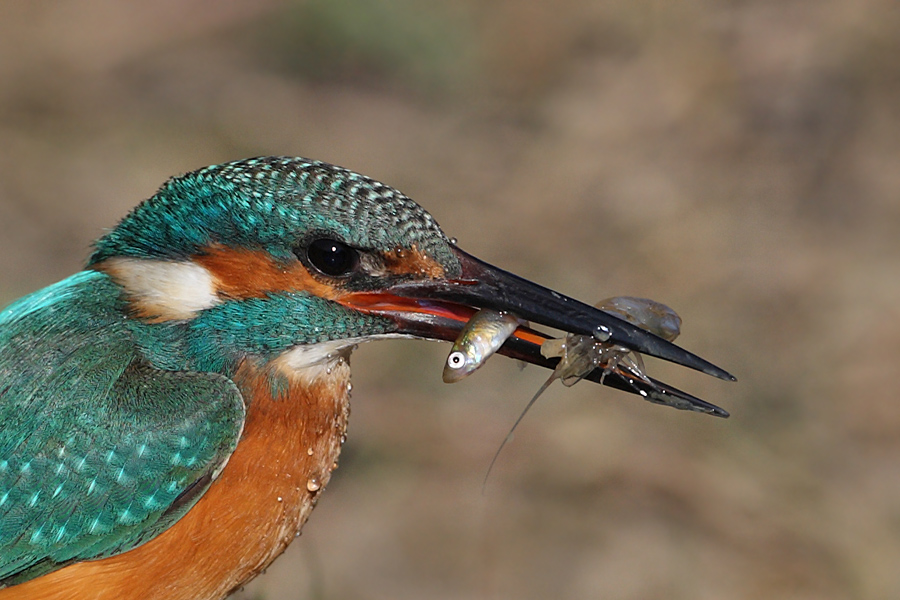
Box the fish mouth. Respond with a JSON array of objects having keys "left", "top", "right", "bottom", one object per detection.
[{"left": 339, "top": 245, "right": 734, "bottom": 417}]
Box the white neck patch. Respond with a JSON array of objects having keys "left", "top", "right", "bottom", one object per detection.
[
  {"left": 101, "top": 257, "right": 221, "bottom": 320},
  {"left": 273, "top": 334, "right": 417, "bottom": 384}
]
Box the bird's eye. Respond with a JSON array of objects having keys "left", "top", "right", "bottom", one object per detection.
[{"left": 304, "top": 238, "right": 360, "bottom": 277}]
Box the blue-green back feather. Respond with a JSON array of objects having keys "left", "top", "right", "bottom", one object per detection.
[{"left": 0, "top": 272, "right": 245, "bottom": 585}]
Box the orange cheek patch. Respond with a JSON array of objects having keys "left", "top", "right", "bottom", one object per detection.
[
  {"left": 382, "top": 245, "right": 445, "bottom": 279},
  {"left": 193, "top": 244, "right": 344, "bottom": 301}
]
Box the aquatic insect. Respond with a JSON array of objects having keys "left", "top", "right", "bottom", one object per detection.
[
  {"left": 443, "top": 309, "right": 524, "bottom": 383},
  {"left": 542, "top": 296, "right": 682, "bottom": 385},
  {"left": 483, "top": 297, "right": 683, "bottom": 488},
  {"left": 597, "top": 296, "right": 681, "bottom": 342}
]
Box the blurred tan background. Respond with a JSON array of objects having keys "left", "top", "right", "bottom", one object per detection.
[{"left": 1, "top": 1, "right": 899, "bottom": 598}]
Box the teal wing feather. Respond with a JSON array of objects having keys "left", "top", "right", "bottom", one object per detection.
[{"left": 0, "top": 272, "right": 246, "bottom": 586}]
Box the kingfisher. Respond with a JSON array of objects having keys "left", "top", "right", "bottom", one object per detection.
[{"left": 0, "top": 156, "right": 733, "bottom": 600}]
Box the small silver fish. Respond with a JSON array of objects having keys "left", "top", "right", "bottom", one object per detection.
[{"left": 443, "top": 309, "right": 523, "bottom": 383}]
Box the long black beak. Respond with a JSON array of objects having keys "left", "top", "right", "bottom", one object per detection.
[
  {"left": 339, "top": 245, "right": 734, "bottom": 416},
  {"left": 403, "top": 248, "right": 734, "bottom": 381}
]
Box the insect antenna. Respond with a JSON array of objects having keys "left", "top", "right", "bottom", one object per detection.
[{"left": 482, "top": 372, "right": 557, "bottom": 494}]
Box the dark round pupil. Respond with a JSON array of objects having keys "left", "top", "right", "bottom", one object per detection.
[{"left": 306, "top": 238, "right": 359, "bottom": 277}]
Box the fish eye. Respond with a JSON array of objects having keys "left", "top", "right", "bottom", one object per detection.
[
  {"left": 304, "top": 238, "right": 360, "bottom": 277},
  {"left": 447, "top": 351, "right": 467, "bottom": 369}
]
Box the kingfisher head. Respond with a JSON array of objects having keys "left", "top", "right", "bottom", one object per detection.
[{"left": 90, "top": 156, "right": 732, "bottom": 404}]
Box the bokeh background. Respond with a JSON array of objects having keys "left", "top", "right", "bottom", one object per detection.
[{"left": 1, "top": 1, "right": 898, "bottom": 598}]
